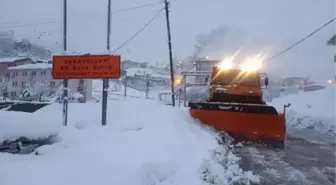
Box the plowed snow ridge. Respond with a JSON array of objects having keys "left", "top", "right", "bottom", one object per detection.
[{"left": 269, "top": 86, "right": 335, "bottom": 135}]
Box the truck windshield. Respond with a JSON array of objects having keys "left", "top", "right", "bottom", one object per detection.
[{"left": 211, "top": 69, "right": 260, "bottom": 86}]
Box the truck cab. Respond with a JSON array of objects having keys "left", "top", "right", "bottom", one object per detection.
[{"left": 208, "top": 66, "right": 269, "bottom": 104}]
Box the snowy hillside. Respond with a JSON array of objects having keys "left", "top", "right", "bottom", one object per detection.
[
  {"left": 0, "top": 31, "right": 51, "bottom": 59},
  {"left": 270, "top": 86, "right": 335, "bottom": 135}
]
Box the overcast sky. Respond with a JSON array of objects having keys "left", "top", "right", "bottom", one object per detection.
[{"left": 0, "top": 0, "right": 335, "bottom": 82}]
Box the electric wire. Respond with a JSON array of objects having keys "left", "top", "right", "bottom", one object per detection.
[
  {"left": 112, "top": 8, "right": 164, "bottom": 53},
  {"left": 0, "top": 1, "right": 163, "bottom": 29},
  {"left": 266, "top": 17, "right": 336, "bottom": 61}
]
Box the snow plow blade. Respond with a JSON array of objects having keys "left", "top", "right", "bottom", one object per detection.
[{"left": 189, "top": 102, "right": 286, "bottom": 148}]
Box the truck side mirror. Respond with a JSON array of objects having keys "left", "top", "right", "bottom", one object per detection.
[{"left": 265, "top": 77, "right": 269, "bottom": 87}]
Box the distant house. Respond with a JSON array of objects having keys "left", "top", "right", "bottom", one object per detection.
[
  {"left": 121, "top": 60, "right": 150, "bottom": 69},
  {"left": 0, "top": 57, "right": 33, "bottom": 75},
  {"left": 123, "top": 67, "right": 170, "bottom": 90},
  {"left": 140, "top": 62, "right": 149, "bottom": 68},
  {"left": 31, "top": 57, "right": 52, "bottom": 64},
  {"left": 121, "top": 60, "right": 142, "bottom": 69},
  {"left": 195, "top": 59, "right": 221, "bottom": 84}
]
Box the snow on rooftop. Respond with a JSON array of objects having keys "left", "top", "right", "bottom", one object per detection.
[
  {"left": 7, "top": 63, "right": 52, "bottom": 70},
  {"left": 31, "top": 57, "right": 51, "bottom": 63},
  {"left": 0, "top": 57, "right": 30, "bottom": 63}
]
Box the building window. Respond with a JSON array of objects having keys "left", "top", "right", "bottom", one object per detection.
[
  {"left": 22, "top": 71, "right": 27, "bottom": 76},
  {"left": 79, "top": 79, "right": 84, "bottom": 86},
  {"left": 31, "top": 71, "right": 36, "bottom": 76},
  {"left": 11, "top": 91, "right": 16, "bottom": 96},
  {"left": 196, "top": 63, "right": 200, "bottom": 71},
  {"left": 21, "top": 81, "right": 26, "bottom": 87},
  {"left": 40, "top": 80, "right": 46, "bottom": 85},
  {"left": 77, "top": 86, "right": 84, "bottom": 92},
  {"left": 50, "top": 81, "right": 56, "bottom": 86},
  {"left": 12, "top": 72, "right": 18, "bottom": 77},
  {"left": 49, "top": 91, "right": 54, "bottom": 96},
  {"left": 41, "top": 71, "right": 46, "bottom": 76},
  {"left": 12, "top": 81, "right": 18, "bottom": 87}
]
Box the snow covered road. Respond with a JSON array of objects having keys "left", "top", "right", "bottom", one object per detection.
[
  {"left": 236, "top": 87, "right": 336, "bottom": 185},
  {"left": 237, "top": 129, "right": 335, "bottom": 185}
]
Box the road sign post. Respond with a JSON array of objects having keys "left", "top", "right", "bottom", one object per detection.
[
  {"left": 124, "top": 76, "right": 127, "bottom": 100},
  {"left": 61, "top": 0, "right": 68, "bottom": 126},
  {"left": 52, "top": 54, "right": 121, "bottom": 126},
  {"left": 103, "top": 0, "right": 112, "bottom": 126}
]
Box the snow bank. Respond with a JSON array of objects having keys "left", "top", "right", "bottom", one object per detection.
[
  {"left": 202, "top": 146, "right": 260, "bottom": 185},
  {"left": 0, "top": 99, "right": 259, "bottom": 185},
  {"left": 269, "top": 86, "right": 335, "bottom": 135},
  {"left": 0, "top": 111, "right": 61, "bottom": 144}
]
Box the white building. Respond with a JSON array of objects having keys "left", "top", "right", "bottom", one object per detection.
[
  {"left": 0, "top": 63, "right": 92, "bottom": 101},
  {"left": 195, "top": 59, "right": 221, "bottom": 84}
]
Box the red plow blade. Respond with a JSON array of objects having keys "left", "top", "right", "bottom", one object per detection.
[{"left": 189, "top": 102, "right": 286, "bottom": 148}]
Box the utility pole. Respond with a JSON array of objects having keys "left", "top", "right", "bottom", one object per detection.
[
  {"left": 164, "top": 0, "right": 175, "bottom": 107},
  {"left": 62, "top": 0, "right": 68, "bottom": 126},
  {"left": 102, "top": 0, "right": 111, "bottom": 126},
  {"left": 145, "top": 74, "right": 150, "bottom": 99},
  {"left": 327, "top": 35, "right": 336, "bottom": 82}
]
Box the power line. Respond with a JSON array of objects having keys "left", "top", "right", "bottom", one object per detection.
[
  {"left": 0, "top": 20, "right": 59, "bottom": 29},
  {"left": 112, "top": 1, "right": 162, "bottom": 14},
  {"left": 280, "top": 0, "right": 319, "bottom": 34},
  {"left": 0, "top": 1, "right": 162, "bottom": 29},
  {"left": 112, "top": 8, "right": 164, "bottom": 53},
  {"left": 240, "top": 0, "right": 300, "bottom": 49},
  {"left": 297, "top": 0, "right": 318, "bottom": 16},
  {"left": 266, "top": 17, "right": 336, "bottom": 61}
]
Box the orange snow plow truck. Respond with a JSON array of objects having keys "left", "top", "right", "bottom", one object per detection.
[{"left": 188, "top": 60, "right": 290, "bottom": 148}]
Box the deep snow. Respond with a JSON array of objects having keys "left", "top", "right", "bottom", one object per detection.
[
  {"left": 270, "top": 86, "right": 335, "bottom": 135},
  {"left": 0, "top": 98, "right": 259, "bottom": 185},
  {"left": 0, "top": 111, "right": 60, "bottom": 144},
  {"left": 1, "top": 80, "right": 334, "bottom": 185}
]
